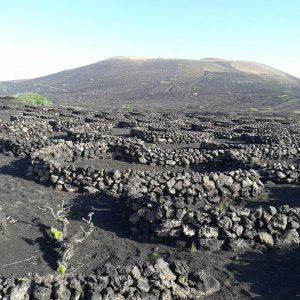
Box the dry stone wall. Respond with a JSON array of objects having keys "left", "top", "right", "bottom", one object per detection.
[
  {"left": 0, "top": 258, "right": 221, "bottom": 299},
  {"left": 131, "top": 127, "right": 212, "bottom": 144},
  {"left": 21, "top": 114, "right": 300, "bottom": 252},
  {"left": 28, "top": 141, "right": 276, "bottom": 251},
  {"left": 29, "top": 151, "right": 263, "bottom": 204},
  {"left": 1, "top": 105, "right": 300, "bottom": 298},
  {"left": 258, "top": 163, "right": 300, "bottom": 184},
  {"left": 125, "top": 198, "right": 300, "bottom": 250}
]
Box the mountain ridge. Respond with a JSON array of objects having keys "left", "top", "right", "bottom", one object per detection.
[{"left": 0, "top": 57, "right": 299, "bottom": 112}]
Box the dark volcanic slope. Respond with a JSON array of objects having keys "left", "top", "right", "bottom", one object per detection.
[{"left": 1, "top": 57, "right": 300, "bottom": 112}]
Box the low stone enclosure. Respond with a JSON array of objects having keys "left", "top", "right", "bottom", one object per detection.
[
  {"left": 130, "top": 127, "right": 213, "bottom": 144},
  {"left": 0, "top": 258, "right": 221, "bottom": 299},
  {"left": 1, "top": 106, "right": 300, "bottom": 298},
  {"left": 0, "top": 110, "right": 300, "bottom": 251},
  {"left": 27, "top": 139, "right": 300, "bottom": 252}
]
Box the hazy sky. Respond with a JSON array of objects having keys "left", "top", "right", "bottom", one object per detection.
[{"left": 0, "top": 0, "right": 299, "bottom": 80}]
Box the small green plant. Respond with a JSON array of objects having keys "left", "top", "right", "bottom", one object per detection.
[
  {"left": 50, "top": 227, "right": 63, "bottom": 240},
  {"left": 219, "top": 200, "right": 229, "bottom": 212},
  {"left": 57, "top": 264, "right": 66, "bottom": 273},
  {"left": 190, "top": 241, "right": 197, "bottom": 254},
  {"left": 126, "top": 105, "right": 133, "bottom": 113},
  {"left": 15, "top": 92, "right": 52, "bottom": 106},
  {"left": 39, "top": 200, "right": 94, "bottom": 274},
  {"left": 151, "top": 252, "right": 160, "bottom": 258},
  {"left": 17, "top": 277, "right": 28, "bottom": 283}
]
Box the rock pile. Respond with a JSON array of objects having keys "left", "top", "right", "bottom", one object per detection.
[
  {"left": 0, "top": 117, "right": 53, "bottom": 139},
  {"left": 0, "top": 258, "right": 221, "bottom": 299},
  {"left": 118, "top": 139, "right": 299, "bottom": 168},
  {"left": 131, "top": 127, "right": 212, "bottom": 144},
  {"left": 67, "top": 122, "right": 114, "bottom": 142},
  {"left": 258, "top": 163, "right": 300, "bottom": 184},
  {"left": 191, "top": 116, "right": 300, "bottom": 146},
  {"left": 228, "top": 143, "right": 300, "bottom": 163},
  {"left": 31, "top": 140, "right": 112, "bottom": 163},
  {"left": 29, "top": 149, "right": 264, "bottom": 202},
  {"left": 126, "top": 198, "right": 300, "bottom": 250},
  {"left": 120, "top": 142, "right": 229, "bottom": 167},
  {"left": 1, "top": 106, "right": 300, "bottom": 251},
  {"left": 0, "top": 138, "right": 54, "bottom": 158},
  {"left": 49, "top": 118, "right": 84, "bottom": 132}
]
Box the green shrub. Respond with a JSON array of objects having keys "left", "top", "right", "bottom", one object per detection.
[
  {"left": 190, "top": 241, "right": 197, "bottom": 254},
  {"left": 57, "top": 264, "right": 66, "bottom": 273},
  {"left": 15, "top": 92, "right": 52, "bottom": 106},
  {"left": 50, "top": 227, "right": 63, "bottom": 240},
  {"left": 219, "top": 200, "right": 229, "bottom": 212}
]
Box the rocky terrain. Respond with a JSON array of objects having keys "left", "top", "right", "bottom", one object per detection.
[
  {"left": 0, "top": 100, "right": 299, "bottom": 299},
  {"left": 1, "top": 57, "right": 300, "bottom": 113}
]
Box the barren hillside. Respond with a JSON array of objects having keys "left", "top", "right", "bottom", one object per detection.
[{"left": 1, "top": 57, "right": 300, "bottom": 112}]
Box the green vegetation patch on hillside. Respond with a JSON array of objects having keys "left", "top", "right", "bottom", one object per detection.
[{"left": 15, "top": 92, "right": 52, "bottom": 106}]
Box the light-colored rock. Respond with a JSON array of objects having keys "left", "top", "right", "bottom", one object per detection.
[{"left": 259, "top": 231, "right": 274, "bottom": 248}]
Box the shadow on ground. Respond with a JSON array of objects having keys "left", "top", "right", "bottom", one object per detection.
[
  {"left": 0, "top": 158, "right": 31, "bottom": 179},
  {"left": 191, "top": 162, "right": 243, "bottom": 174},
  {"left": 246, "top": 184, "right": 300, "bottom": 209},
  {"left": 227, "top": 249, "right": 300, "bottom": 299},
  {"left": 67, "top": 193, "right": 129, "bottom": 239},
  {"left": 22, "top": 220, "right": 60, "bottom": 271}
]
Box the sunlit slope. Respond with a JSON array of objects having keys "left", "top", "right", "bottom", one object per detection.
[{"left": 1, "top": 57, "right": 299, "bottom": 112}]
